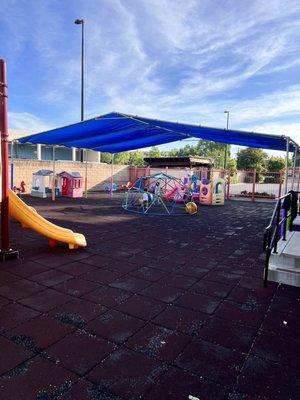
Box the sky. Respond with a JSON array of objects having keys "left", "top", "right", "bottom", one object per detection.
[{"left": 1, "top": 0, "right": 300, "bottom": 156}]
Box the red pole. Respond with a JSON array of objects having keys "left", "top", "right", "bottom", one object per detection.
[
  {"left": 0, "top": 60, "right": 18, "bottom": 261},
  {"left": 0, "top": 59, "right": 10, "bottom": 253}
]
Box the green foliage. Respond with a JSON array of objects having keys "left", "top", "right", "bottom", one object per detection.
[
  {"left": 227, "top": 158, "right": 237, "bottom": 173},
  {"left": 236, "top": 148, "right": 267, "bottom": 172},
  {"left": 147, "top": 146, "right": 161, "bottom": 157},
  {"left": 266, "top": 156, "right": 285, "bottom": 172}
]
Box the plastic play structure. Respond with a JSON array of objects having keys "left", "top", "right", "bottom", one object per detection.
[
  {"left": 31, "top": 169, "right": 62, "bottom": 198},
  {"left": 122, "top": 172, "right": 198, "bottom": 215},
  {"left": 199, "top": 177, "right": 225, "bottom": 205},
  {"left": 8, "top": 189, "right": 86, "bottom": 249},
  {"left": 59, "top": 171, "right": 83, "bottom": 198}
]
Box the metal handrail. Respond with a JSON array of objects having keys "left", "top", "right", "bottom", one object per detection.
[{"left": 263, "top": 191, "right": 300, "bottom": 286}]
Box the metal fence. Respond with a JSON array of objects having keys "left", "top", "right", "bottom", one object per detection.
[{"left": 128, "top": 166, "right": 300, "bottom": 202}]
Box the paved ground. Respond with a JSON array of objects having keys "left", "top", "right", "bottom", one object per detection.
[{"left": 0, "top": 194, "right": 299, "bottom": 400}]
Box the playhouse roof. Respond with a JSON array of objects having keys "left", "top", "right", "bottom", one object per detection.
[
  {"left": 18, "top": 112, "right": 299, "bottom": 153},
  {"left": 33, "top": 169, "right": 53, "bottom": 176},
  {"left": 59, "top": 171, "right": 83, "bottom": 178}
]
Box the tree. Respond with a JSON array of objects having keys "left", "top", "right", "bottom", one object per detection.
[
  {"left": 236, "top": 148, "right": 267, "bottom": 172},
  {"left": 227, "top": 158, "right": 237, "bottom": 174},
  {"left": 267, "top": 156, "right": 285, "bottom": 172},
  {"left": 147, "top": 146, "right": 161, "bottom": 157}
]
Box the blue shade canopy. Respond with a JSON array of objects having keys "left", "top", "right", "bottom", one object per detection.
[{"left": 18, "top": 111, "right": 297, "bottom": 152}]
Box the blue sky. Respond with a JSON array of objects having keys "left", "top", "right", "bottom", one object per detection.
[{"left": 1, "top": 0, "right": 300, "bottom": 154}]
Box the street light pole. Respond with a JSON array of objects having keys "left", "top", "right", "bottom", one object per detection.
[
  {"left": 224, "top": 110, "right": 230, "bottom": 169},
  {"left": 74, "top": 19, "right": 84, "bottom": 162}
]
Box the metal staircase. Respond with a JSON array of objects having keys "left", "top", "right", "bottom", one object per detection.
[{"left": 263, "top": 192, "right": 300, "bottom": 287}]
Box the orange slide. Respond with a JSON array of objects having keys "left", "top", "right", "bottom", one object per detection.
[{"left": 8, "top": 189, "right": 87, "bottom": 249}]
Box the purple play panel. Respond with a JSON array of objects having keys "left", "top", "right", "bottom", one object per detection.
[{"left": 0, "top": 193, "right": 299, "bottom": 400}]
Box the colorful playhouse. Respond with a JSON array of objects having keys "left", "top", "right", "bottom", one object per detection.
[
  {"left": 59, "top": 171, "right": 83, "bottom": 198},
  {"left": 31, "top": 170, "right": 62, "bottom": 198},
  {"left": 199, "top": 177, "right": 225, "bottom": 205}
]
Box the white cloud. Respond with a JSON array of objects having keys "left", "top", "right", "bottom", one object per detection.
[{"left": 9, "top": 112, "right": 51, "bottom": 133}]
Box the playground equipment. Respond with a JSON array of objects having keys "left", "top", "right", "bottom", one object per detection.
[
  {"left": 199, "top": 178, "right": 225, "bottom": 205},
  {"left": 185, "top": 201, "right": 198, "bottom": 214},
  {"left": 59, "top": 171, "right": 83, "bottom": 198},
  {"left": 31, "top": 170, "right": 62, "bottom": 198},
  {"left": 9, "top": 189, "right": 86, "bottom": 249},
  {"left": 122, "top": 172, "right": 197, "bottom": 215}
]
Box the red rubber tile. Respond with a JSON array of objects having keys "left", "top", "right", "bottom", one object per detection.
[
  {"left": 0, "top": 271, "right": 20, "bottom": 286},
  {"left": 47, "top": 330, "right": 116, "bottom": 375},
  {"left": 175, "top": 292, "right": 222, "bottom": 314},
  {"left": 153, "top": 305, "right": 209, "bottom": 336},
  {"left": 0, "top": 355, "right": 78, "bottom": 400},
  {"left": 0, "top": 295, "right": 10, "bottom": 307},
  {"left": 59, "top": 379, "right": 124, "bottom": 400},
  {"left": 140, "top": 283, "right": 183, "bottom": 303},
  {"left": 1, "top": 261, "right": 49, "bottom": 278},
  {"left": 86, "top": 309, "right": 146, "bottom": 344},
  {"left": 82, "top": 285, "right": 132, "bottom": 307},
  {"left": 83, "top": 254, "right": 112, "bottom": 268},
  {"left": 19, "top": 288, "right": 73, "bottom": 312},
  {"left": 0, "top": 336, "right": 33, "bottom": 375},
  {"left": 227, "top": 286, "right": 273, "bottom": 306},
  {"left": 214, "top": 300, "right": 266, "bottom": 328},
  {"left": 175, "top": 338, "right": 245, "bottom": 386},
  {"left": 126, "top": 323, "right": 191, "bottom": 363},
  {"left": 30, "top": 269, "right": 73, "bottom": 287},
  {"left": 35, "top": 255, "right": 71, "bottom": 268},
  {"left": 198, "top": 316, "right": 257, "bottom": 353},
  {"left": 110, "top": 275, "right": 152, "bottom": 292},
  {"left": 203, "top": 271, "right": 241, "bottom": 285},
  {"left": 129, "top": 266, "right": 167, "bottom": 282},
  {"left": 57, "top": 261, "right": 97, "bottom": 276},
  {"left": 0, "top": 302, "right": 40, "bottom": 333},
  {"left": 235, "top": 355, "right": 300, "bottom": 400},
  {"left": 106, "top": 260, "right": 139, "bottom": 273},
  {"left": 145, "top": 367, "right": 229, "bottom": 400},
  {"left": 87, "top": 348, "right": 166, "bottom": 398},
  {"left": 8, "top": 315, "right": 74, "bottom": 349},
  {"left": 115, "top": 294, "right": 167, "bottom": 321},
  {"left": 261, "top": 309, "right": 298, "bottom": 339},
  {"left": 50, "top": 297, "right": 106, "bottom": 327},
  {"left": 53, "top": 277, "right": 100, "bottom": 297},
  {"left": 81, "top": 268, "right": 122, "bottom": 284},
  {"left": 158, "top": 273, "right": 198, "bottom": 289},
  {"left": 190, "top": 279, "right": 235, "bottom": 298},
  {"left": 251, "top": 329, "right": 300, "bottom": 369},
  {"left": 0, "top": 279, "right": 44, "bottom": 301}
]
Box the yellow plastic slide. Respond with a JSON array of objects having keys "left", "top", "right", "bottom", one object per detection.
[{"left": 8, "top": 189, "right": 87, "bottom": 249}]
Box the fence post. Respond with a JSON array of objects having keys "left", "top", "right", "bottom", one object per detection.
[
  {"left": 226, "top": 172, "right": 230, "bottom": 200},
  {"left": 278, "top": 171, "right": 283, "bottom": 198},
  {"left": 252, "top": 169, "right": 256, "bottom": 202}
]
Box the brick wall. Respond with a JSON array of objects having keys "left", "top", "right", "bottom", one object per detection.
[{"left": 1, "top": 159, "right": 130, "bottom": 193}]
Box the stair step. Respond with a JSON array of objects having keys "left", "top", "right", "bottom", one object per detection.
[{"left": 282, "top": 231, "right": 300, "bottom": 258}]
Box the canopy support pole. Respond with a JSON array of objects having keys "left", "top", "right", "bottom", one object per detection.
[
  {"left": 84, "top": 149, "right": 88, "bottom": 198},
  {"left": 291, "top": 146, "right": 297, "bottom": 190},
  {"left": 10, "top": 139, "right": 14, "bottom": 189},
  {"left": 0, "top": 59, "right": 19, "bottom": 261},
  {"left": 52, "top": 146, "right": 56, "bottom": 201},
  {"left": 284, "top": 137, "right": 290, "bottom": 194},
  {"left": 110, "top": 154, "right": 114, "bottom": 196}
]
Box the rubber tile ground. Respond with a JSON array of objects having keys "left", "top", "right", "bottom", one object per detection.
[{"left": 0, "top": 193, "right": 299, "bottom": 399}]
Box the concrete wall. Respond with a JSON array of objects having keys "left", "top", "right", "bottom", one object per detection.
[{"left": 2, "top": 159, "right": 130, "bottom": 193}]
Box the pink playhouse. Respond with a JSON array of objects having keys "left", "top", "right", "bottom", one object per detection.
[{"left": 59, "top": 171, "right": 83, "bottom": 198}]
